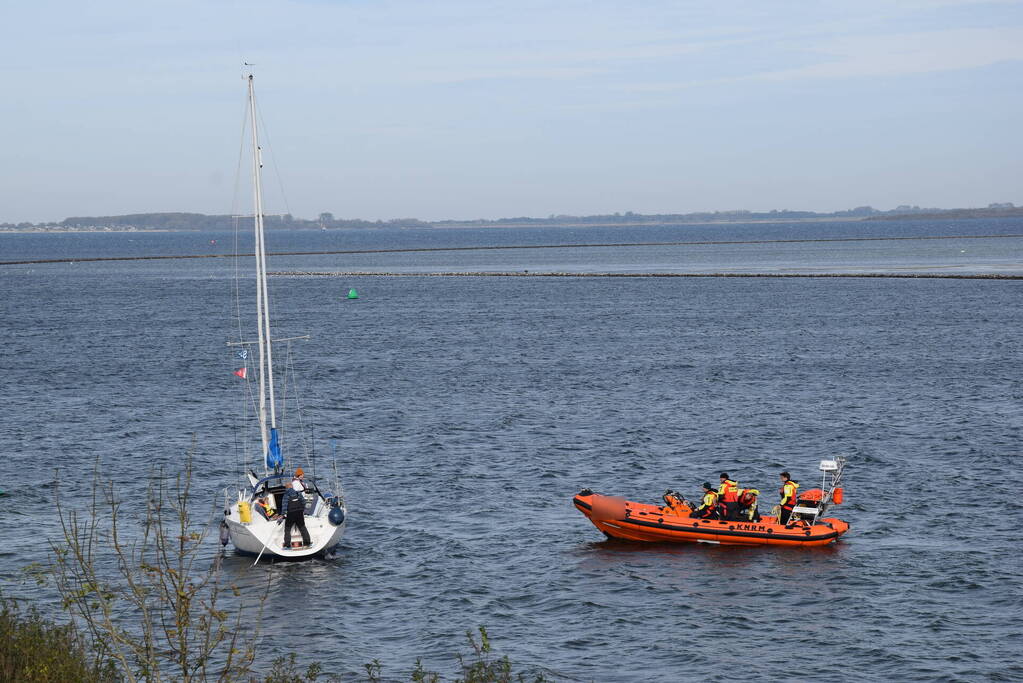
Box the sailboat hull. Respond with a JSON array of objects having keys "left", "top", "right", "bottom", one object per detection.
[{"left": 225, "top": 503, "right": 348, "bottom": 559}]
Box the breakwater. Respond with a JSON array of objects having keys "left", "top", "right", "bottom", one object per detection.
[
  {"left": 270, "top": 270, "right": 1023, "bottom": 279},
  {"left": 2, "top": 232, "right": 1020, "bottom": 266}
]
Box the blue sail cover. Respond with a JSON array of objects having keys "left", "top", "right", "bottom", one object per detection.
[{"left": 266, "top": 428, "right": 283, "bottom": 471}]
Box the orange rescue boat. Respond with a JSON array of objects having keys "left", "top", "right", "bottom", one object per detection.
[{"left": 574, "top": 458, "right": 850, "bottom": 547}]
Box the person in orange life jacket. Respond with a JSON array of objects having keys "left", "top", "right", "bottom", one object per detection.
[
  {"left": 283, "top": 468, "right": 311, "bottom": 548},
  {"left": 738, "top": 488, "right": 761, "bottom": 522},
  {"left": 778, "top": 471, "right": 799, "bottom": 525},
  {"left": 255, "top": 495, "right": 278, "bottom": 520},
  {"left": 690, "top": 483, "right": 720, "bottom": 519},
  {"left": 718, "top": 473, "right": 741, "bottom": 520}
]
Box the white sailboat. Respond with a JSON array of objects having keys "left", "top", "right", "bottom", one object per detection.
[{"left": 220, "top": 74, "right": 348, "bottom": 561}]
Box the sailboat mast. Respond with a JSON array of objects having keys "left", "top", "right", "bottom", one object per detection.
[{"left": 247, "top": 74, "right": 279, "bottom": 473}]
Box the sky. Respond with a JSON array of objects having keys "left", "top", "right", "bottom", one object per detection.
[{"left": 2, "top": 0, "right": 1022, "bottom": 223}]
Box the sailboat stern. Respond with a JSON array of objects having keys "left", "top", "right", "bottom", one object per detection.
[{"left": 225, "top": 485, "right": 348, "bottom": 559}]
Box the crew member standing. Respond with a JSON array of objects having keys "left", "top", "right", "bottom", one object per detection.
[
  {"left": 778, "top": 471, "right": 799, "bottom": 525},
  {"left": 690, "top": 483, "right": 720, "bottom": 519},
  {"left": 283, "top": 469, "right": 311, "bottom": 548},
  {"left": 718, "top": 472, "right": 741, "bottom": 520}
]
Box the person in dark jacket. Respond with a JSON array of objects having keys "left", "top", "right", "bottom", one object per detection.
[{"left": 282, "top": 486, "right": 311, "bottom": 548}]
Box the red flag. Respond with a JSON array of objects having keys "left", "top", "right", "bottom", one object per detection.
[{"left": 234, "top": 367, "right": 247, "bottom": 379}]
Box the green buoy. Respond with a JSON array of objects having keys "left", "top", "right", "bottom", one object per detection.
[{"left": 346, "top": 288, "right": 359, "bottom": 300}]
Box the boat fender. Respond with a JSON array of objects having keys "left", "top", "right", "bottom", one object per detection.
[
  {"left": 328, "top": 506, "right": 346, "bottom": 526},
  {"left": 833, "top": 487, "right": 844, "bottom": 504},
  {"left": 219, "top": 520, "right": 230, "bottom": 546}
]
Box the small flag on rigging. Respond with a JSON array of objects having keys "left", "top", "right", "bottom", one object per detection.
[{"left": 234, "top": 367, "right": 247, "bottom": 379}]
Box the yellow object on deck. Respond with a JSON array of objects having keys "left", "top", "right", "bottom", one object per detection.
[{"left": 238, "top": 500, "right": 252, "bottom": 523}]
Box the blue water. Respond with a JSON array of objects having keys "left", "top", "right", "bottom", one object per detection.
[
  {"left": 3, "top": 217, "right": 1023, "bottom": 276},
  {"left": 2, "top": 221, "right": 1022, "bottom": 681}
]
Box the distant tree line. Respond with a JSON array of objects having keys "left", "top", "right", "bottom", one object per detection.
[
  {"left": 43, "top": 212, "right": 432, "bottom": 231},
  {"left": 863, "top": 205, "right": 1023, "bottom": 221},
  {"left": 434, "top": 203, "right": 1022, "bottom": 226},
  {"left": 434, "top": 206, "right": 885, "bottom": 226},
  {"left": 1, "top": 203, "right": 1019, "bottom": 231}
]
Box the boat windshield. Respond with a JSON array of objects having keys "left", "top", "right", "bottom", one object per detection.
[{"left": 252, "top": 474, "right": 321, "bottom": 498}]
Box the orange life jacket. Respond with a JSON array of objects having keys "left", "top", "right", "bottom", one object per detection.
[
  {"left": 780, "top": 480, "right": 799, "bottom": 508},
  {"left": 719, "top": 479, "right": 739, "bottom": 502}
]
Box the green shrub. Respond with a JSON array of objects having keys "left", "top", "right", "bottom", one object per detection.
[
  {"left": 0, "top": 605, "right": 553, "bottom": 683},
  {"left": 0, "top": 596, "right": 117, "bottom": 682},
  {"left": 452, "top": 627, "right": 550, "bottom": 683},
  {"left": 256, "top": 628, "right": 551, "bottom": 683}
]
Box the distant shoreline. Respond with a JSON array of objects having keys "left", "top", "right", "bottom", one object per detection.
[
  {"left": 6, "top": 213, "right": 1023, "bottom": 234},
  {"left": 0, "top": 229, "right": 171, "bottom": 235},
  {"left": 423, "top": 217, "right": 864, "bottom": 229},
  {"left": 1, "top": 219, "right": 857, "bottom": 234},
  {"left": 3, "top": 205, "right": 1020, "bottom": 233}
]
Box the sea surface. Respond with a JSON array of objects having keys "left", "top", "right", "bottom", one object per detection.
[{"left": 2, "top": 219, "right": 1022, "bottom": 681}]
